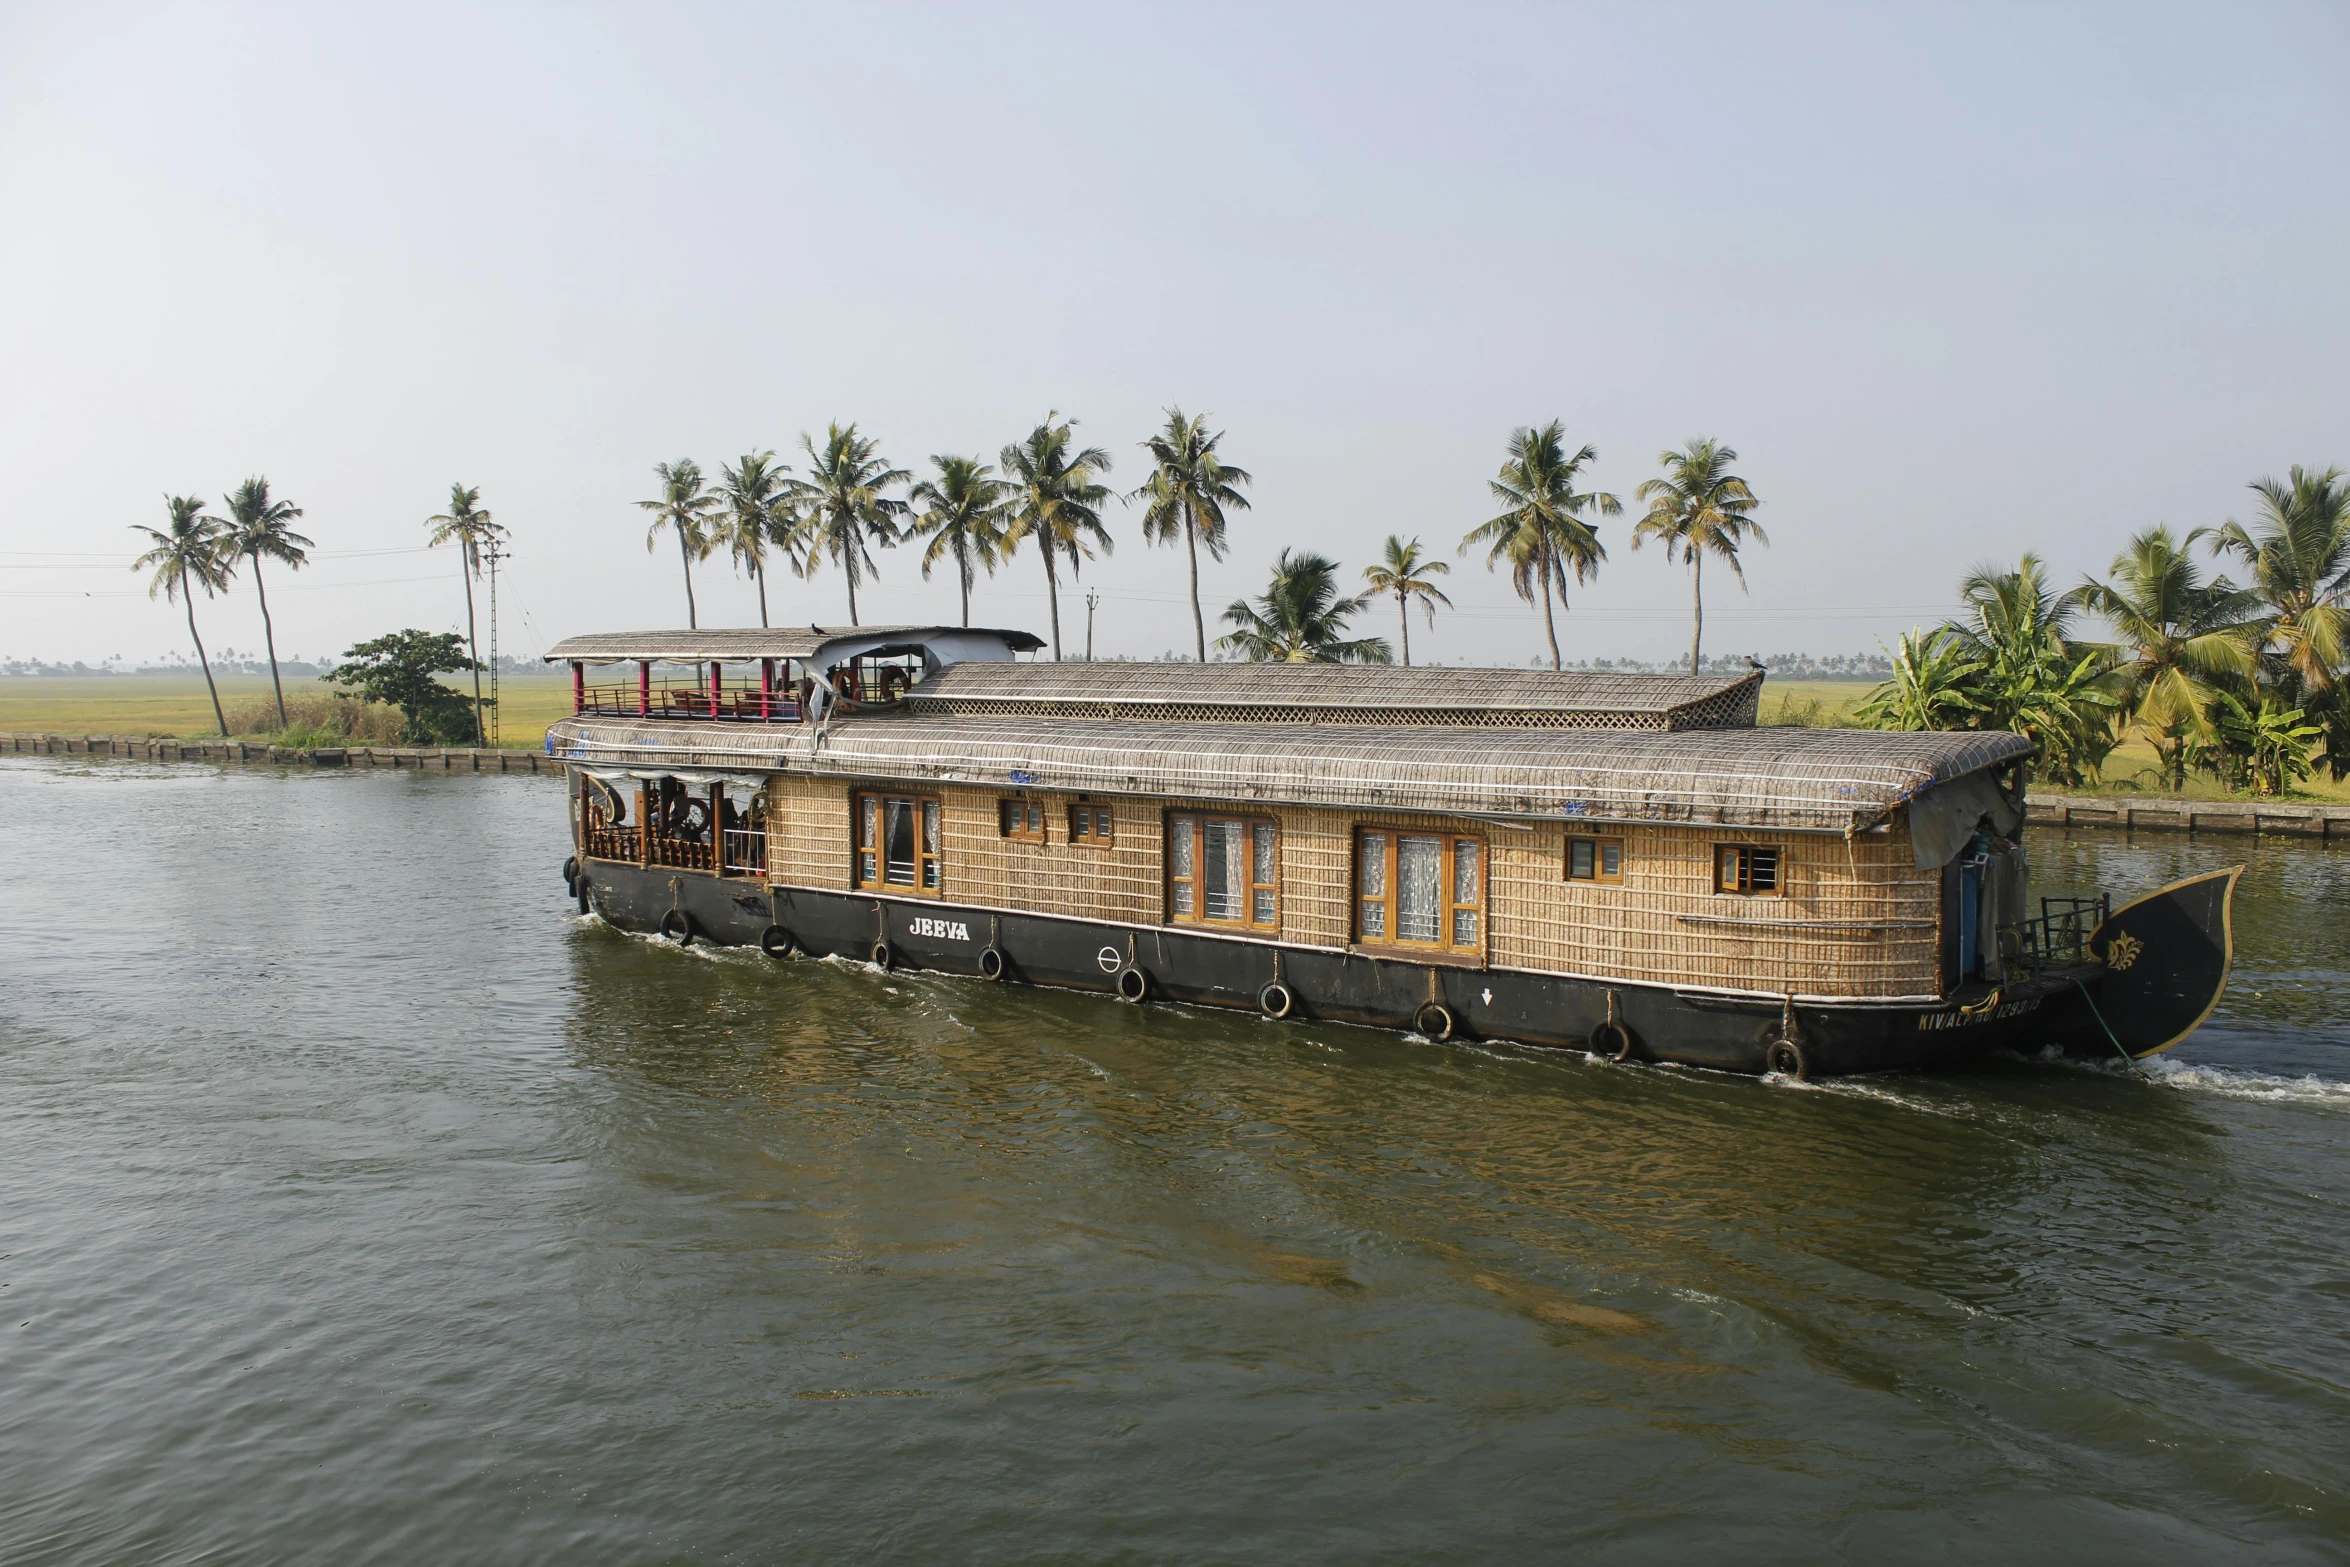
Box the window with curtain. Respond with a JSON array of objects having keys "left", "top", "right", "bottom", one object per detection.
[
  {"left": 855, "top": 792, "right": 942, "bottom": 894},
  {"left": 1167, "top": 813, "right": 1277, "bottom": 929},
  {"left": 1356, "top": 828, "right": 1483, "bottom": 954}
]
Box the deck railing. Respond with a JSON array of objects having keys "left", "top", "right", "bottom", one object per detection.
[
  {"left": 577, "top": 682, "right": 803, "bottom": 723},
  {"left": 584, "top": 821, "right": 637, "bottom": 863},
  {"left": 722, "top": 828, "right": 768, "bottom": 876},
  {"left": 646, "top": 833, "right": 717, "bottom": 872},
  {"left": 2007, "top": 894, "right": 2113, "bottom": 977}
]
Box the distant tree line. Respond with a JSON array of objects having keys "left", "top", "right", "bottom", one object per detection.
[{"left": 1859, "top": 467, "right": 2350, "bottom": 796}]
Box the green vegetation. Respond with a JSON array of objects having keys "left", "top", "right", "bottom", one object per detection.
[
  {"left": 1860, "top": 467, "right": 2350, "bottom": 798},
  {"left": 1461, "top": 422, "right": 1616, "bottom": 672},
  {"left": 713, "top": 451, "right": 792, "bottom": 629},
  {"left": 789, "top": 424, "right": 911, "bottom": 629},
  {"left": 1361, "top": 536, "right": 1452, "bottom": 668},
  {"left": 1218, "top": 550, "right": 1391, "bottom": 664},
  {"left": 424, "top": 482, "right": 504, "bottom": 746},
  {"left": 1131, "top": 409, "right": 1253, "bottom": 663},
  {"left": 1630, "top": 438, "right": 1766, "bottom": 676},
  {"left": 130, "top": 496, "right": 236, "bottom": 735},
  {"left": 323, "top": 630, "right": 490, "bottom": 744},
  {"left": 222, "top": 477, "right": 312, "bottom": 730},
  {"left": 637, "top": 459, "right": 720, "bottom": 629},
  {"left": 908, "top": 455, "right": 1011, "bottom": 629},
  {"left": 999, "top": 415, "right": 1114, "bottom": 662}
]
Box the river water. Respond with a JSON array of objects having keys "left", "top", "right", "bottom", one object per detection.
[{"left": 1, "top": 757, "right": 2345, "bottom": 1563}]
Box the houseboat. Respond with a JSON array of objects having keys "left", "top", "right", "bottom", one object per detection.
[{"left": 543, "top": 626, "right": 2239, "bottom": 1079}]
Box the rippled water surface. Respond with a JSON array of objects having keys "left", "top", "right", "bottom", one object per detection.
[{"left": 3, "top": 758, "right": 2347, "bottom": 1562}]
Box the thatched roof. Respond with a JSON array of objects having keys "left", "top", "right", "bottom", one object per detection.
[
  {"left": 908, "top": 661, "right": 1762, "bottom": 730},
  {"left": 543, "top": 626, "right": 1045, "bottom": 663},
  {"left": 548, "top": 713, "right": 2030, "bottom": 835}
]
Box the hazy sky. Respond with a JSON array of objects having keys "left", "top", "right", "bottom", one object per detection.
[{"left": 3, "top": 2, "right": 2345, "bottom": 669}]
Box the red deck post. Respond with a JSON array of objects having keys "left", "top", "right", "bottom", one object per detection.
[
  {"left": 710, "top": 781, "right": 726, "bottom": 872},
  {"left": 637, "top": 661, "right": 650, "bottom": 717},
  {"left": 709, "top": 661, "right": 721, "bottom": 719},
  {"left": 759, "top": 658, "right": 774, "bottom": 721},
  {"left": 571, "top": 661, "right": 584, "bottom": 714}
]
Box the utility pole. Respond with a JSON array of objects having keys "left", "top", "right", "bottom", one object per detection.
[{"left": 1084, "top": 588, "right": 1098, "bottom": 662}]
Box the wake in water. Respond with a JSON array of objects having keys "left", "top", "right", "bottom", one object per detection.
[
  {"left": 2021, "top": 1043, "right": 2350, "bottom": 1108},
  {"left": 2139, "top": 1052, "right": 2350, "bottom": 1107}
]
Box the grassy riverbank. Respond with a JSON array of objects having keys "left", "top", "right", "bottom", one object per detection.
[
  {"left": 0, "top": 674, "right": 576, "bottom": 749},
  {"left": 14, "top": 671, "right": 2350, "bottom": 803},
  {"left": 1758, "top": 680, "right": 2350, "bottom": 803}
]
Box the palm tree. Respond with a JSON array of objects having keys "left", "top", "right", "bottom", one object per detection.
[
  {"left": 1129, "top": 408, "right": 1252, "bottom": 661},
  {"left": 2071, "top": 526, "right": 2263, "bottom": 790},
  {"left": 1630, "top": 438, "right": 1766, "bottom": 674},
  {"left": 131, "top": 495, "right": 234, "bottom": 736},
  {"left": 1360, "top": 535, "right": 1452, "bottom": 666},
  {"left": 220, "top": 476, "right": 313, "bottom": 730},
  {"left": 786, "top": 423, "right": 908, "bottom": 627},
  {"left": 908, "top": 455, "right": 1010, "bottom": 627},
  {"left": 637, "top": 459, "right": 719, "bottom": 628},
  {"left": 1460, "top": 422, "right": 1616, "bottom": 670},
  {"left": 1217, "top": 549, "right": 1392, "bottom": 663},
  {"left": 1000, "top": 414, "right": 1114, "bottom": 660},
  {"left": 425, "top": 483, "right": 507, "bottom": 745},
  {"left": 713, "top": 451, "right": 793, "bottom": 628},
  {"left": 1943, "top": 556, "right": 2120, "bottom": 785},
  {"left": 2210, "top": 465, "right": 2350, "bottom": 704}
]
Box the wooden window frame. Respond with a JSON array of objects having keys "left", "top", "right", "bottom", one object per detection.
[
  {"left": 1166, "top": 811, "right": 1280, "bottom": 931},
  {"left": 1000, "top": 796, "right": 1047, "bottom": 843},
  {"left": 1565, "top": 833, "right": 1625, "bottom": 885},
  {"left": 854, "top": 790, "right": 944, "bottom": 896},
  {"left": 1714, "top": 843, "right": 1784, "bottom": 896},
  {"left": 1354, "top": 827, "right": 1486, "bottom": 957},
  {"left": 1068, "top": 802, "right": 1115, "bottom": 848}
]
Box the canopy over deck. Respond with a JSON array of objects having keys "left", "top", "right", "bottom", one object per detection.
[
  {"left": 908, "top": 661, "right": 1763, "bottom": 730},
  {"left": 543, "top": 626, "right": 1045, "bottom": 665},
  {"left": 547, "top": 712, "right": 2030, "bottom": 842}
]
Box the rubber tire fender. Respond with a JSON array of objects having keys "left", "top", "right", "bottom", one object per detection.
[
  {"left": 1258, "top": 981, "right": 1295, "bottom": 1019},
  {"left": 1115, "top": 965, "right": 1150, "bottom": 1003},
  {"left": 1414, "top": 1002, "right": 1456, "bottom": 1041},
  {"left": 562, "top": 855, "right": 578, "bottom": 892},
  {"left": 1591, "top": 1020, "right": 1637, "bottom": 1063},
  {"left": 1764, "top": 1037, "right": 1810, "bottom": 1080},
  {"left": 977, "top": 946, "right": 1007, "bottom": 981},
  {"left": 659, "top": 909, "right": 694, "bottom": 947},
  {"left": 869, "top": 939, "right": 895, "bottom": 971},
  {"left": 575, "top": 875, "right": 591, "bottom": 917},
  {"left": 758, "top": 924, "right": 794, "bottom": 959}
]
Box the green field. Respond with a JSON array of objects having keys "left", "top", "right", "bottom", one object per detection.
[{"left": 0, "top": 674, "right": 577, "bottom": 749}]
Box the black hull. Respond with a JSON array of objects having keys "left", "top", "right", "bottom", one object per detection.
[{"left": 571, "top": 860, "right": 2122, "bottom": 1079}]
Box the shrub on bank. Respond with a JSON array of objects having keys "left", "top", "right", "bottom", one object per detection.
[{"left": 221, "top": 692, "right": 405, "bottom": 745}]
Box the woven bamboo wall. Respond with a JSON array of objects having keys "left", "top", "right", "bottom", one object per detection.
[
  {"left": 1491, "top": 822, "right": 1940, "bottom": 997},
  {"left": 765, "top": 776, "right": 853, "bottom": 890},
  {"left": 761, "top": 775, "right": 1941, "bottom": 998}
]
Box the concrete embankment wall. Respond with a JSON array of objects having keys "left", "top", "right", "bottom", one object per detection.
[
  {"left": 2023, "top": 795, "right": 2350, "bottom": 839},
  {"left": 1, "top": 731, "right": 563, "bottom": 775}
]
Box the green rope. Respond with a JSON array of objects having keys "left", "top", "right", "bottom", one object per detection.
[{"left": 2074, "top": 979, "right": 2146, "bottom": 1079}]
